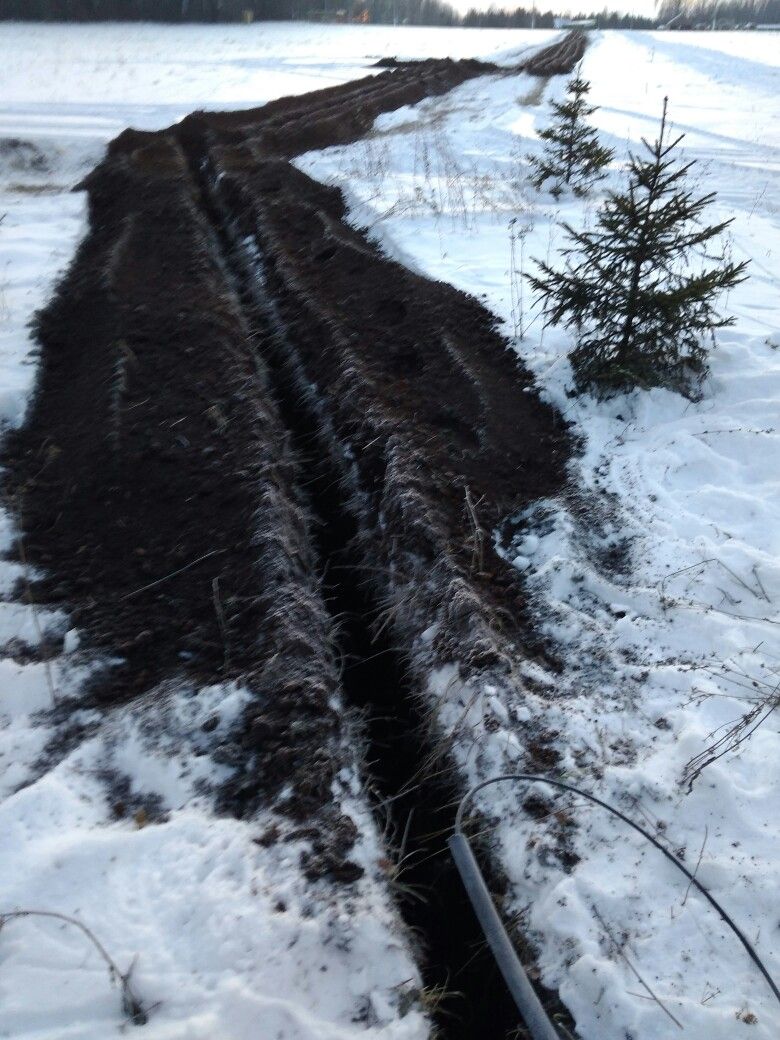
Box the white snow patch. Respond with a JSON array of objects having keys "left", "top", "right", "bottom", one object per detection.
[{"left": 301, "top": 29, "right": 780, "bottom": 1040}]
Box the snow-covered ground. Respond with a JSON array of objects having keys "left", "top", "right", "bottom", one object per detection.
[
  {"left": 3, "top": 21, "right": 780, "bottom": 1040},
  {"left": 0, "top": 21, "right": 554, "bottom": 149},
  {"left": 0, "top": 21, "right": 561, "bottom": 1040},
  {"left": 649, "top": 28, "right": 780, "bottom": 67},
  {"left": 299, "top": 28, "right": 780, "bottom": 1040}
]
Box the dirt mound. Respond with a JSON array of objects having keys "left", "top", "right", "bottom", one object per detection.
[
  {"left": 3, "top": 28, "right": 581, "bottom": 836},
  {"left": 206, "top": 151, "right": 569, "bottom": 673},
  {"left": 524, "top": 29, "right": 587, "bottom": 76},
  {"left": 3, "top": 136, "right": 354, "bottom": 846},
  {"left": 163, "top": 31, "right": 585, "bottom": 160},
  {"left": 370, "top": 32, "right": 586, "bottom": 78}
]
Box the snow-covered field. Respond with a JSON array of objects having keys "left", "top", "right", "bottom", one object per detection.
[
  {"left": 300, "top": 27, "right": 780, "bottom": 1040},
  {"left": 0, "top": 21, "right": 554, "bottom": 146},
  {"left": 2, "top": 20, "right": 779, "bottom": 1040}
]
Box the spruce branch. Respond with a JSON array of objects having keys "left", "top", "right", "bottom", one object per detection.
[
  {"left": 528, "top": 64, "right": 613, "bottom": 197},
  {"left": 528, "top": 97, "right": 749, "bottom": 396}
]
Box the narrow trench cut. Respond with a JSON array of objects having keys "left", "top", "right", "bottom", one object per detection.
[
  {"left": 191, "top": 165, "right": 565, "bottom": 1037},
  {"left": 168, "top": 82, "right": 580, "bottom": 1025},
  {"left": 315, "top": 496, "right": 528, "bottom": 1038},
  {"left": 175, "top": 166, "right": 522, "bottom": 1035},
  {"left": 256, "top": 332, "right": 525, "bottom": 1040}
]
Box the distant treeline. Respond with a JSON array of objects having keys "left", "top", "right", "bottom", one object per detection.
[
  {"left": 0, "top": 0, "right": 458, "bottom": 22},
  {"left": 0, "top": 0, "right": 667, "bottom": 25},
  {"left": 657, "top": 0, "right": 780, "bottom": 22},
  {"left": 461, "top": 7, "right": 656, "bottom": 26}
]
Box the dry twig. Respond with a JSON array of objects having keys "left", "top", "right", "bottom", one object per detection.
[
  {"left": 0, "top": 910, "right": 150, "bottom": 1025},
  {"left": 592, "top": 904, "right": 684, "bottom": 1031}
]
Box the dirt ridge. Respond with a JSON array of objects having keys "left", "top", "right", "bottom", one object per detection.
[{"left": 2, "top": 31, "right": 585, "bottom": 1036}]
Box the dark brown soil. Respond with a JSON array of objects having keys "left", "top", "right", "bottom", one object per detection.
[
  {"left": 4, "top": 135, "right": 348, "bottom": 833},
  {"left": 523, "top": 30, "right": 587, "bottom": 76},
  {"left": 1, "top": 30, "right": 586, "bottom": 1038},
  {"left": 208, "top": 152, "right": 569, "bottom": 673},
  {"left": 0, "top": 43, "right": 588, "bottom": 1033},
  {"left": 5, "top": 29, "right": 581, "bottom": 810}
]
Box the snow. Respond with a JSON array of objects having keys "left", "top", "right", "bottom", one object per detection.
[
  {"left": 0, "top": 21, "right": 554, "bottom": 146},
  {"left": 299, "top": 28, "right": 780, "bottom": 1040},
  {"left": 650, "top": 29, "right": 780, "bottom": 68},
  {"left": 4, "top": 20, "right": 780, "bottom": 1040},
  {"left": 0, "top": 705, "right": 425, "bottom": 1040}
]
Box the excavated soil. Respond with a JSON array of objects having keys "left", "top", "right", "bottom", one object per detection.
[
  {"left": 208, "top": 153, "right": 568, "bottom": 671},
  {"left": 2, "top": 31, "right": 584, "bottom": 1037},
  {"left": 4, "top": 136, "right": 352, "bottom": 836}
]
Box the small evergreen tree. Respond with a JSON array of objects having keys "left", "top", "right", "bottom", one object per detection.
[
  {"left": 528, "top": 66, "right": 613, "bottom": 196},
  {"left": 527, "top": 99, "right": 749, "bottom": 397}
]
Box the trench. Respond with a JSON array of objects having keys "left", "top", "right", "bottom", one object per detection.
[
  {"left": 256, "top": 317, "right": 525, "bottom": 1040},
  {"left": 184, "top": 162, "right": 545, "bottom": 1038},
  {"left": 4, "top": 34, "right": 587, "bottom": 1036},
  {"left": 273, "top": 364, "right": 526, "bottom": 1039}
]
